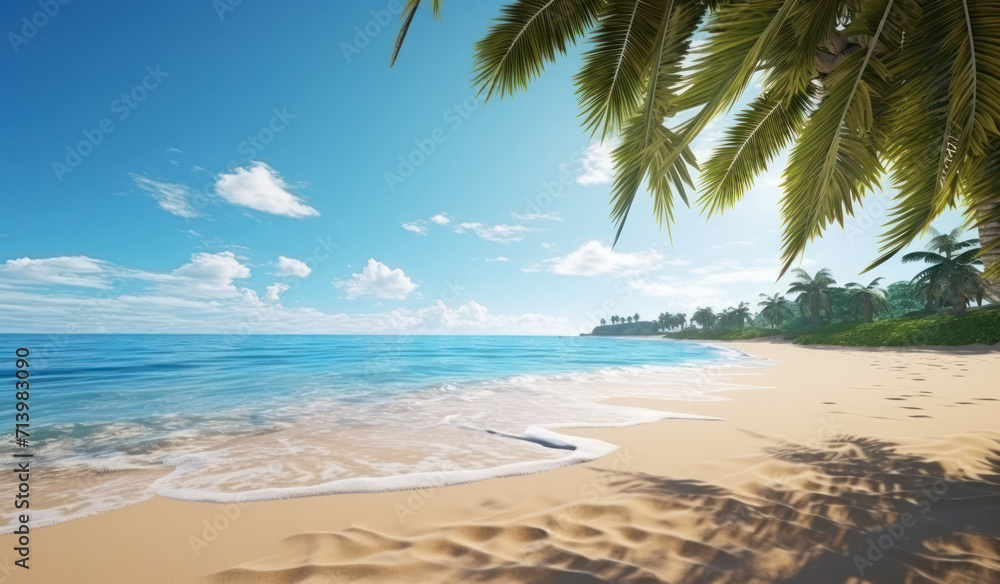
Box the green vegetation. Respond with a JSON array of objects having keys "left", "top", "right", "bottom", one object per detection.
[
  {"left": 391, "top": 0, "right": 1000, "bottom": 280},
  {"left": 652, "top": 227, "right": 999, "bottom": 346},
  {"left": 664, "top": 328, "right": 780, "bottom": 341},
  {"left": 790, "top": 307, "right": 1000, "bottom": 347}
]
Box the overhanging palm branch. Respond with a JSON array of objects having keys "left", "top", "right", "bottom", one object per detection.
[{"left": 390, "top": 0, "right": 1000, "bottom": 277}]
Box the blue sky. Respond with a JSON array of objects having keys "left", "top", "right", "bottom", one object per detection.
[{"left": 0, "top": 1, "right": 968, "bottom": 334}]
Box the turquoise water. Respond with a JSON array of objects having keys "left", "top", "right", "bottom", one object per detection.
[{"left": 0, "top": 334, "right": 757, "bottom": 529}]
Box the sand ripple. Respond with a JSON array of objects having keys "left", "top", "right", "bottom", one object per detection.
[{"left": 209, "top": 432, "right": 1000, "bottom": 584}]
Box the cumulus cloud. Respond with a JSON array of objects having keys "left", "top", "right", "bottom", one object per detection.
[
  {"left": 156, "top": 252, "right": 251, "bottom": 298},
  {"left": 214, "top": 162, "right": 319, "bottom": 218},
  {"left": 453, "top": 222, "right": 532, "bottom": 244},
  {"left": 528, "top": 240, "right": 663, "bottom": 276},
  {"left": 430, "top": 213, "right": 450, "bottom": 225},
  {"left": 335, "top": 259, "right": 417, "bottom": 300},
  {"left": 131, "top": 174, "right": 199, "bottom": 218},
  {"left": 0, "top": 257, "right": 569, "bottom": 334},
  {"left": 264, "top": 282, "right": 290, "bottom": 302},
  {"left": 401, "top": 221, "right": 429, "bottom": 236},
  {"left": 275, "top": 256, "right": 311, "bottom": 278},
  {"left": 576, "top": 142, "right": 614, "bottom": 186}
]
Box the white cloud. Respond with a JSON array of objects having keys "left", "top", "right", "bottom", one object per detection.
[
  {"left": 131, "top": 174, "right": 199, "bottom": 218},
  {"left": 0, "top": 256, "right": 112, "bottom": 289},
  {"left": 335, "top": 259, "right": 417, "bottom": 300},
  {"left": 214, "top": 162, "right": 319, "bottom": 218},
  {"left": 576, "top": 142, "right": 614, "bottom": 186},
  {"left": 401, "top": 221, "right": 429, "bottom": 236},
  {"left": 158, "top": 252, "right": 251, "bottom": 298},
  {"left": 529, "top": 240, "right": 663, "bottom": 276},
  {"left": 166, "top": 147, "right": 183, "bottom": 154},
  {"left": 453, "top": 222, "right": 532, "bottom": 244},
  {"left": 485, "top": 256, "right": 510, "bottom": 262},
  {"left": 510, "top": 212, "right": 562, "bottom": 223},
  {"left": 275, "top": 256, "right": 311, "bottom": 278},
  {"left": 0, "top": 257, "right": 574, "bottom": 334},
  {"left": 264, "top": 282, "right": 290, "bottom": 302},
  {"left": 430, "top": 213, "right": 450, "bottom": 225}
]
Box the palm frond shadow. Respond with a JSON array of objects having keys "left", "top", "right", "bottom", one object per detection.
[{"left": 604, "top": 435, "right": 1000, "bottom": 584}]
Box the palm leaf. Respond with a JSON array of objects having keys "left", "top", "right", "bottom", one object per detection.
[
  {"left": 609, "top": 0, "right": 703, "bottom": 245},
  {"left": 698, "top": 87, "right": 812, "bottom": 217},
  {"left": 778, "top": 0, "right": 897, "bottom": 277},
  {"left": 473, "top": 0, "right": 605, "bottom": 100},
  {"left": 575, "top": 0, "right": 663, "bottom": 139},
  {"left": 391, "top": 0, "right": 444, "bottom": 67},
  {"left": 870, "top": 0, "right": 1000, "bottom": 270}
]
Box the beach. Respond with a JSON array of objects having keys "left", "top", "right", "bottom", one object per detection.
[{"left": 10, "top": 338, "right": 1000, "bottom": 583}]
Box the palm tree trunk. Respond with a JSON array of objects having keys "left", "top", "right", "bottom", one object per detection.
[
  {"left": 950, "top": 282, "right": 967, "bottom": 317},
  {"left": 810, "top": 302, "right": 821, "bottom": 327},
  {"left": 978, "top": 204, "right": 1000, "bottom": 283}
]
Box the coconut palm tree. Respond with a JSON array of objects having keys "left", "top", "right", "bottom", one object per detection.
[
  {"left": 729, "top": 302, "right": 753, "bottom": 330},
  {"left": 758, "top": 293, "right": 793, "bottom": 331},
  {"left": 391, "top": 1, "right": 1000, "bottom": 280},
  {"left": 902, "top": 227, "right": 989, "bottom": 317},
  {"left": 633, "top": 312, "right": 641, "bottom": 323},
  {"left": 845, "top": 277, "right": 890, "bottom": 323},
  {"left": 691, "top": 307, "right": 716, "bottom": 330},
  {"left": 600, "top": 318, "right": 607, "bottom": 326},
  {"left": 676, "top": 313, "right": 687, "bottom": 330},
  {"left": 627, "top": 316, "right": 633, "bottom": 324},
  {"left": 788, "top": 268, "right": 836, "bottom": 327}
]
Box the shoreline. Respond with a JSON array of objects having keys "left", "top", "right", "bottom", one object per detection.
[{"left": 7, "top": 339, "right": 1000, "bottom": 583}]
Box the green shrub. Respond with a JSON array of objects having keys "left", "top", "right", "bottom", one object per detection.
[
  {"left": 787, "top": 308, "right": 1000, "bottom": 346},
  {"left": 663, "top": 328, "right": 781, "bottom": 341}
]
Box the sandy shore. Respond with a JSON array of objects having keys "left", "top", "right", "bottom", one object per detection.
[{"left": 7, "top": 339, "right": 1000, "bottom": 583}]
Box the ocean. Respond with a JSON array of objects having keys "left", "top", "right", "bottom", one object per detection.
[{"left": 0, "top": 334, "right": 762, "bottom": 531}]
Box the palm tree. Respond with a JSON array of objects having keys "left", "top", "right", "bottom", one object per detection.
[
  {"left": 845, "top": 278, "right": 889, "bottom": 323},
  {"left": 758, "top": 293, "right": 793, "bottom": 331},
  {"left": 691, "top": 307, "right": 716, "bottom": 330},
  {"left": 627, "top": 315, "right": 633, "bottom": 324},
  {"left": 676, "top": 313, "right": 687, "bottom": 330},
  {"left": 600, "top": 318, "right": 607, "bottom": 326},
  {"left": 902, "top": 228, "right": 989, "bottom": 317},
  {"left": 788, "top": 268, "right": 836, "bottom": 327},
  {"left": 729, "top": 302, "right": 753, "bottom": 330},
  {"left": 633, "top": 312, "right": 640, "bottom": 323},
  {"left": 392, "top": 1, "right": 1000, "bottom": 280}
]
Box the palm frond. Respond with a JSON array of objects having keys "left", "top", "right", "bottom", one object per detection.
[
  {"left": 473, "top": 0, "right": 605, "bottom": 101},
  {"left": 610, "top": 0, "right": 703, "bottom": 245},
  {"left": 576, "top": 0, "right": 662, "bottom": 138},
  {"left": 779, "top": 0, "right": 897, "bottom": 276},
  {"left": 870, "top": 0, "right": 1000, "bottom": 270},
  {"left": 613, "top": 0, "right": 794, "bottom": 241},
  {"left": 698, "top": 87, "right": 812, "bottom": 217},
  {"left": 391, "top": 0, "right": 422, "bottom": 68}
]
